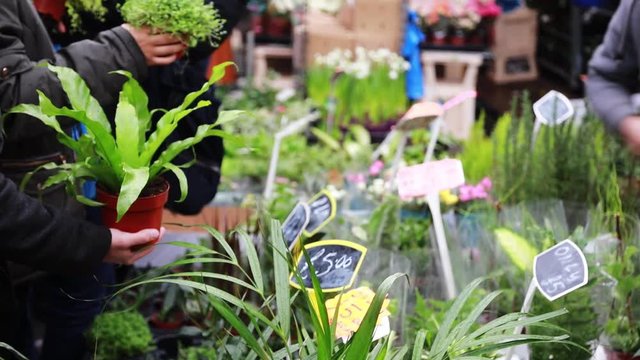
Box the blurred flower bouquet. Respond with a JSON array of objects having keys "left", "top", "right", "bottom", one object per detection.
[
  {"left": 413, "top": 0, "right": 501, "bottom": 46},
  {"left": 306, "top": 47, "right": 410, "bottom": 126}
]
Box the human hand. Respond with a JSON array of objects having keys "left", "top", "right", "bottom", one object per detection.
[
  {"left": 619, "top": 115, "right": 640, "bottom": 155},
  {"left": 103, "top": 227, "right": 165, "bottom": 265},
  {"left": 122, "top": 24, "right": 187, "bottom": 66}
]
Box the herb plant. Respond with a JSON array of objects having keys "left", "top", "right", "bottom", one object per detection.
[
  {"left": 87, "top": 311, "right": 153, "bottom": 360},
  {"left": 492, "top": 94, "right": 614, "bottom": 206},
  {"left": 66, "top": 0, "right": 107, "bottom": 32},
  {"left": 10, "top": 62, "right": 240, "bottom": 220},
  {"left": 120, "top": 0, "right": 226, "bottom": 47}
]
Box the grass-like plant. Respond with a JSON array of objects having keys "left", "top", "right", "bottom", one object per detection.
[
  {"left": 416, "top": 277, "right": 579, "bottom": 360},
  {"left": 9, "top": 62, "right": 241, "bottom": 220},
  {"left": 108, "top": 217, "right": 580, "bottom": 359},
  {"left": 120, "top": 0, "right": 226, "bottom": 47}
]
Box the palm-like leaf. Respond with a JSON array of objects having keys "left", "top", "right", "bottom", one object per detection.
[{"left": 7, "top": 62, "right": 238, "bottom": 219}]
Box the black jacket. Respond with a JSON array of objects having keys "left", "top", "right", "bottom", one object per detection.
[
  {"left": 0, "top": 0, "right": 144, "bottom": 347},
  {"left": 0, "top": 130, "right": 112, "bottom": 346}
]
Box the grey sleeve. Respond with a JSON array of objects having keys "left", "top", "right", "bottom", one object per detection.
[{"left": 586, "top": 0, "right": 640, "bottom": 132}]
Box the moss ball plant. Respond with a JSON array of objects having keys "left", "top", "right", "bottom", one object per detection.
[
  {"left": 120, "top": 0, "right": 226, "bottom": 47},
  {"left": 87, "top": 311, "right": 153, "bottom": 360}
]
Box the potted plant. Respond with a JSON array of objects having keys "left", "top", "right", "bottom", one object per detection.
[
  {"left": 87, "top": 310, "right": 155, "bottom": 360},
  {"left": 601, "top": 244, "right": 640, "bottom": 359},
  {"left": 421, "top": 0, "right": 453, "bottom": 45},
  {"left": 265, "top": 1, "right": 294, "bottom": 37},
  {"left": 120, "top": 0, "right": 226, "bottom": 48},
  {"left": 10, "top": 62, "right": 240, "bottom": 237}
]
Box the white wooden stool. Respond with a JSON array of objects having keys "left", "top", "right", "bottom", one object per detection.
[
  {"left": 422, "top": 50, "right": 483, "bottom": 140},
  {"left": 252, "top": 44, "right": 294, "bottom": 88}
]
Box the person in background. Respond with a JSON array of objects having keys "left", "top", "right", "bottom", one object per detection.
[
  {"left": 586, "top": 0, "right": 640, "bottom": 152},
  {"left": 0, "top": 0, "right": 185, "bottom": 358}
]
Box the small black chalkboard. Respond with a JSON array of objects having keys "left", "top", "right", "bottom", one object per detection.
[
  {"left": 282, "top": 202, "right": 310, "bottom": 250},
  {"left": 290, "top": 240, "right": 367, "bottom": 292},
  {"left": 303, "top": 190, "right": 336, "bottom": 237},
  {"left": 534, "top": 239, "right": 588, "bottom": 301}
]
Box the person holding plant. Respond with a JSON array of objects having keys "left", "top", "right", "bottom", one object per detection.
[
  {"left": 38, "top": 0, "right": 247, "bottom": 215},
  {"left": 0, "top": 0, "right": 185, "bottom": 358},
  {"left": 0, "top": 130, "right": 164, "bottom": 358}
]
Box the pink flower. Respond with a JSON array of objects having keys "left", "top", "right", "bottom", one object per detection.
[
  {"left": 459, "top": 185, "right": 475, "bottom": 202},
  {"left": 346, "top": 172, "right": 366, "bottom": 185},
  {"left": 480, "top": 177, "right": 492, "bottom": 191},
  {"left": 467, "top": 0, "right": 502, "bottom": 17},
  {"left": 458, "top": 179, "right": 491, "bottom": 203},
  {"left": 369, "top": 160, "right": 384, "bottom": 176}
]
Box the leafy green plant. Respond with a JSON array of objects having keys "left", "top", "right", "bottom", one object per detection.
[
  {"left": 458, "top": 114, "right": 492, "bottom": 184},
  {"left": 178, "top": 345, "right": 218, "bottom": 360},
  {"left": 410, "top": 287, "right": 486, "bottom": 348},
  {"left": 531, "top": 287, "right": 598, "bottom": 360},
  {"left": 603, "top": 245, "right": 640, "bottom": 353},
  {"left": 120, "top": 0, "right": 226, "bottom": 47},
  {"left": 9, "top": 62, "right": 241, "bottom": 220},
  {"left": 307, "top": 48, "right": 408, "bottom": 125},
  {"left": 65, "top": 0, "right": 107, "bottom": 32},
  {"left": 312, "top": 125, "right": 373, "bottom": 171},
  {"left": 416, "top": 278, "right": 577, "bottom": 360},
  {"left": 87, "top": 311, "right": 153, "bottom": 360}
]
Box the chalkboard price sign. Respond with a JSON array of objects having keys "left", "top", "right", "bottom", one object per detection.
[
  {"left": 534, "top": 239, "right": 588, "bottom": 301},
  {"left": 303, "top": 190, "right": 337, "bottom": 237},
  {"left": 282, "top": 202, "right": 310, "bottom": 250},
  {"left": 290, "top": 240, "right": 367, "bottom": 292}
]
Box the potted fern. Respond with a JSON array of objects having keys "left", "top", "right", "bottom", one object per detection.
[{"left": 9, "top": 62, "right": 240, "bottom": 238}]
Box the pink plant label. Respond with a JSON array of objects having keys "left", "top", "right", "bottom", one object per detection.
[{"left": 397, "top": 159, "right": 465, "bottom": 199}]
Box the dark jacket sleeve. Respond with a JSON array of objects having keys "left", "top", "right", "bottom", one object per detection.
[
  {"left": 0, "top": 166, "right": 112, "bottom": 275},
  {"left": 586, "top": 0, "right": 640, "bottom": 132}
]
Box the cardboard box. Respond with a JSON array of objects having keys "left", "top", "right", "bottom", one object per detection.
[{"left": 353, "top": 0, "right": 404, "bottom": 35}]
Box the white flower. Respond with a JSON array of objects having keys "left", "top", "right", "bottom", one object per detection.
[{"left": 327, "top": 184, "right": 346, "bottom": 200}]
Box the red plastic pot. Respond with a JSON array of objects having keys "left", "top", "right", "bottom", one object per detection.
[
  {"left": 603, "top": 347, "right": 640, "bottom": 360},
  {"left": 150, "top": 311, "right": 185, "bottom": 330},
  {"left": 96, "top": 180, "right": 169, "bottom": 236}
]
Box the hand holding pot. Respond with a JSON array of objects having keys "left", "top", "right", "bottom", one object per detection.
[
  {"left": 122, "top": 24, "right": 187, "bottom": 66},
  {"left": 104, "top": 227, "right": 165, "bottom": 265}
]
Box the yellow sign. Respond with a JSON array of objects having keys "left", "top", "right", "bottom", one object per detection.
[{"left": 325, "top": 287, "right": 391, "bottom": 340}]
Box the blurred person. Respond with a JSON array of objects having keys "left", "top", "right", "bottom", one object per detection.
[
  {"left": 586, "top": 0, "right": 640, "bottom": 152},
  {"left": 0, "top": 0, "right": 185, "bottom": 358}
]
